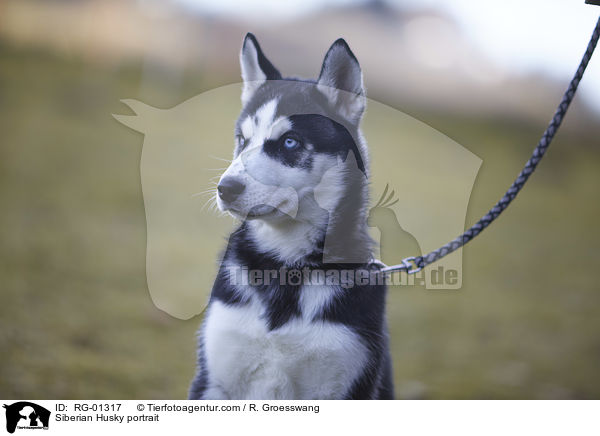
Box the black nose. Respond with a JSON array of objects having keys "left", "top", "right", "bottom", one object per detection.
[{"left": 217, "top": 177, "right": 246, "bottom": 202}]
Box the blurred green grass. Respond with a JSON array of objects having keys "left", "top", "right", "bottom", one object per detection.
[{"left": 1, "top": 41, "right": 600, "bottom": 399}]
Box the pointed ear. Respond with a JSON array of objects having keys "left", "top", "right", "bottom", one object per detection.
[
  {"left": 240, "top": 33, "right": 281, "bottom": 105},
  {"left": 317, "top": 39, "right": 365, "bottom": 124}
]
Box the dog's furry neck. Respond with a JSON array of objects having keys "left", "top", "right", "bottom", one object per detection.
[{"left": 243, "top": 170, "right": 372, "bottom": 267}]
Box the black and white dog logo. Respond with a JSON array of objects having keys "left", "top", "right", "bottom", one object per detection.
[{"left": 3, "top": 402, "right": 50, "bottom": 434}]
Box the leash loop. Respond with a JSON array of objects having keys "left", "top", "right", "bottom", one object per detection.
[{"left": 377, "top": 257, "right": 422, "bottom": 275}]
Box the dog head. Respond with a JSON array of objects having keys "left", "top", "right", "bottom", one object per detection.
[{"left": 216, "top": 34, "right": 368, "bottom": 227}]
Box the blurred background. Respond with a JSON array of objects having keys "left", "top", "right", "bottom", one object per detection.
[{"left": 1, "top": 0, "right": 599, "bottom": 399}]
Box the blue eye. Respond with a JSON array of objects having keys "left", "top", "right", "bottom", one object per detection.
[
  {"left": 236, "top": 135, "right": 247, "bottom": 148},
  {"left": 283, "top": 137, "right": 299, "bottom": 150}
]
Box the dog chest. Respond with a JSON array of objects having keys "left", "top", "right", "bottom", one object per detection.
[{"left": 203, "top": 297, "right": 368, "bottom": 399}]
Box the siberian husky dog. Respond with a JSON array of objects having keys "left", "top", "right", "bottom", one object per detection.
[{"left": 189, "top": 33, "right": 394, "bottom": 400}]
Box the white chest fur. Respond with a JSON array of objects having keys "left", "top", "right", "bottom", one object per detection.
[{"left": 202, "top": 291, "right": 368, "bottom": 400}]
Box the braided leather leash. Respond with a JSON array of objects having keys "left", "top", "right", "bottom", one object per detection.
[{"left": 373, "top": 15, "right": 600, "bottom": 276}]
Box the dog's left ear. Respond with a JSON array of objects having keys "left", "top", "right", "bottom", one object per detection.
[
  {"left": 317, "top": 39, "right": 366, "bottom": 124},
  {"left": 240, "top": 33, "right": 282, "bottom": 105}
]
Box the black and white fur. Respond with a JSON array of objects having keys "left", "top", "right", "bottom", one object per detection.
[{"left": 189, "top": 34, "right": 394, "bottom": 400}]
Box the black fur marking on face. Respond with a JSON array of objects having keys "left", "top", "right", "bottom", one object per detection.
[
  {"left": 262, "top": 134, "right": 314, "bottom": 170},
  {"left": 289, "top": 114, "right": 365, "bottom": 173},
  {"left": 261, "top": 114, "right": 366, "bottom": 172}
]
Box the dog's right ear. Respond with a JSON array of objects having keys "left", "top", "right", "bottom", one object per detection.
[
  {"left": 240, "top": 33, "right": 281, "bottom": 105},
  {"left": 317, "top": 39, "right": 365, "bottom": 124}
]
